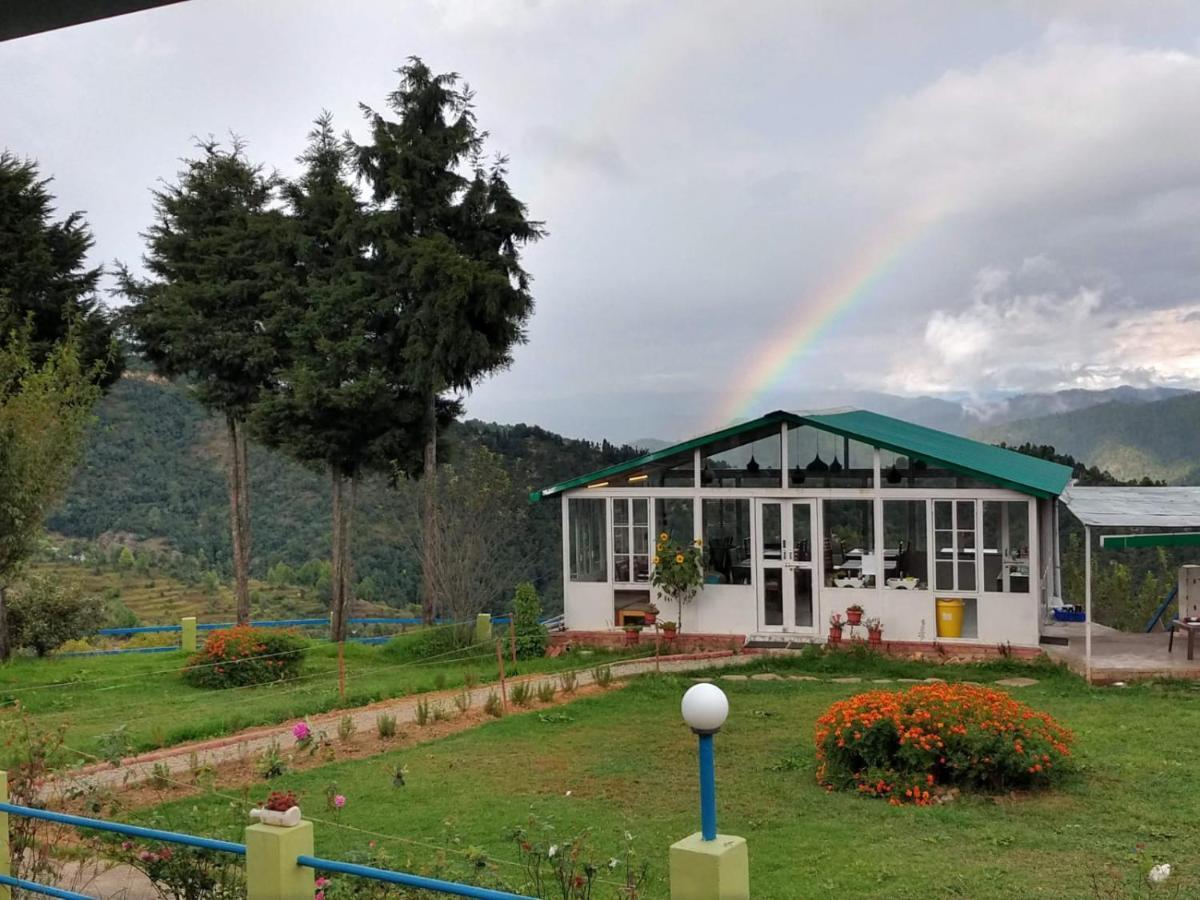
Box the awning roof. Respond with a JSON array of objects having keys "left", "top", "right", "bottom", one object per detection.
[
  {"left": 1061, "top": 485, "right": 1200, "bottom": 528},
  {"left": 531, "top": 408, "right": 1075, "bottom": 501}
]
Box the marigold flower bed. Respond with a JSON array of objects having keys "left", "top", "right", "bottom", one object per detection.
[
  {"left": 182, "top": 626, "right": 309, "bottom": 688},
  {"left": 815, "top": 683, "right": 1073, "bottom": 806}
]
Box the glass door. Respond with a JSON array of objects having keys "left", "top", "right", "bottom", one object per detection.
[{"left": 756, "top": 500, "right": 816, "bottom": 632}]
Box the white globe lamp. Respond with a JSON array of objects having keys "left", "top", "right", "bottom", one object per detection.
[{"left": 681, "top": 682, "right": 729, "bottom": 735}]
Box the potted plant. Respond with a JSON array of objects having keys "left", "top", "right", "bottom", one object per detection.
[
  {"left": 660, "top": 620, "right": 678, "bottom": 641},
  {"left": 650, "top": 534, "right": 704, "bottom": 633},
  {"left": 250, "top": 790, "right": 301, "bottom": 827},
  {"left": 828, "top": 613, "right": 845, "bottom": 646},
  {"left": 864, "top": 617, "right": 883, "bottom": 648},
  {"left": 623, "top": 623, "right": 642, "bottom": 645},
  {"left": 643, "top": 603, "right": 659, "bottom": 626},
  {"left": 846, "top": 604, "right": 864, "bottom": 626}
]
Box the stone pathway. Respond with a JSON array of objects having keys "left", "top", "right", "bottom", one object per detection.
[{"left": 716, "top": 672, "right": 1039, "bottom": 689}]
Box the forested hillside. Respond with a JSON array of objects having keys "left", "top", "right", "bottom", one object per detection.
[
  {"left": 977, "top": 393, "right": 1200, "bottom": 485},
  {"left": 47, "top": 368, "right": 643, "bottom": 612}
]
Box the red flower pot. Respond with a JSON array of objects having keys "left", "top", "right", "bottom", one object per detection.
[
  {"left": 867, "top": 629, "right": 883, "bottom": 647},
  {"left": 624, "top": 630, "right": 641, "bottom": 646},
  {"left": 662, "top": 627, "right": 677, "bottom": 641},
  {"left": 828, "top": 628, "right": 843, "bottom": 646},
  {"left": 846, "top": 609, "right": 863, "bottom": 626},
  {"left": 643, "top": 613, "right": 657, "bottom": 626}
]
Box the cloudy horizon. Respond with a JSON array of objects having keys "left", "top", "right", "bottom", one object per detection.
[{"left": 5, "top": 0, "right": 1200, "bottom": 443}]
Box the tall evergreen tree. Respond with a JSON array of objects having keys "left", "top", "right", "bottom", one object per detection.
[
  {"left": 0, "top": 152, "right": 123, "bottom": 386},
  {"left": 353, "top": 59, "right": 544, "bottom": 622},
  {"left": 120, "top": 141, "right": 288, "bottom": 624},
  {"left": 253, "top": 114, "right": 445, "bottom": 641}
]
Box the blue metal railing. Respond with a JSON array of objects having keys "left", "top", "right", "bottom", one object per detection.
[
  {"left": 0, "top": 803, "right": 533, "bottom": 899},
  {"left": 297, "top": 855, "right": 535, "bottom": 900}
]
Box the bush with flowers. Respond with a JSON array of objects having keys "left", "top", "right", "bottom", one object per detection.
[
  {"left": 649, "top": 532, "right": 704, "bottom": 631},
  {"left": 118, "top": 838, "right": 244, "bottom": 899},
  {"left": 182, "top": 626, "right": 309, "bottom": 689},
  {"left": 815, "top": 683, "right": 1074, "bottom": 806}
]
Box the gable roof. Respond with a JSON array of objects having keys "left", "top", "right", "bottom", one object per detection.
[{"left": 530, "top": 408, "right": 1074, "bottom": 501}]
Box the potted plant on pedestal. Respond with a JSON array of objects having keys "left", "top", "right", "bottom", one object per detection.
[
  {"left": 250, "top": 790, "right": 301, "bottom": 827},
  {"left": 650, "top": 533, "right": 704, "bottom": 633},
  {"left": 643, "top": 603, "right": 659, "bottom": 626},
  {"left": 624, "top": 623, "right": 642, "bottom": 646},
  {"left": 660, "top": 620, "right": 678, "bottom": 641},
  {"left": 864, "top": 617, "right": 883, "bottom": 648},
  {"left": 828, "top": 613, "right": 845, "bottom": 646},
  {"left": 846, "top": 604, "right": 864, "bottom": 626}
]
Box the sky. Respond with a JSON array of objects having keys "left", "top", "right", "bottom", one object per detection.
[{"left": 5, "top": 0, "right": 1200, "bottom": 442}]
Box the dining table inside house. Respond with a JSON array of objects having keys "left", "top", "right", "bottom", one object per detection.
[{"left": 836, "top": 548, "right": 899, "bottom": 578}]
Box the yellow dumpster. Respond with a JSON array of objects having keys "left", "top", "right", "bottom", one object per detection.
[{"left": 935, "top": 598, "right": 965, "bottom": 638}]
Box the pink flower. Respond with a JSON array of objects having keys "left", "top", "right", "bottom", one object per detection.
[
  {"left": 292, "top": 721, "right": 311, "bottom": 742},
  {"left": 315, "top": 877, "right": 329, "bottom": 888},
  {"left": 333, "top": 794, "right": 346, "bottom": 809},
  {"left": 121, "top": 841, "right": 133, "bottom": 851},
  {"left": 315, "top": 893, "right": 325, "bottom": 900}
]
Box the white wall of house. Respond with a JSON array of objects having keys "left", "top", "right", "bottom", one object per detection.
[{"left": 557, "top": 443, "right": 1045, "bottom": 648}]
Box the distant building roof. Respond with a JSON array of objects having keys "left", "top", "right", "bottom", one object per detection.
[
  {"left": 1061, "top": 485, "right": 1200, "bottom": 529},
  {"left": 531, "top": 408, "right": 1074, "bottom": 501}
]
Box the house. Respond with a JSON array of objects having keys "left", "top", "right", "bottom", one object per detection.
[{"left": 531, "top": 409, "right": 1074, "bottom": 650}]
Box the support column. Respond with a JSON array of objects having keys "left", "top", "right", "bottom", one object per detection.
[
  {"left": 245, "top": 821, "right": 314, "bottom": 900},
  {"left": 1084, "top": 525, "right": 1092, "bottom": 684},
  {"left": 0, "top": 771, "right": 10, "bottom": 900},
  {"left": 475, "top": 613, "right": 491, "bottom": 646},
  {"left": 180, "top": 617, "right": 197, "bottom": 654}
]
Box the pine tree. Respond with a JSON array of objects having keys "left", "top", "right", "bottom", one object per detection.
[
  {"left": 0, "top": 152, "right": 123, "bottom": 386},
  {"left": 352, "top": 58, "right": 544, "bottom": 622},
  {"left": 120, "top": 141, "right": 288, "bottom": 624}
]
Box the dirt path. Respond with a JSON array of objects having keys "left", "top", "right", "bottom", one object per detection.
[{"left": 55, "top": 650, "right": 754, "bottom": 799}]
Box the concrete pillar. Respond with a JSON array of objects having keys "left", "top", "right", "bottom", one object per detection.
[
  {"left": 475, "top": 613, "right": 492, "bottom": 645},
  {"left": 181, "top": 617, "right": 198, "bottom": 654},
  {"left": 245, "top": 821, "right": 314, "bottom": 900},
  {"left": 0, "top": 771, "right": 10, "bottom": 900},
  {"left": 669, "top": 833, "right": 749, "bottom": 900}
]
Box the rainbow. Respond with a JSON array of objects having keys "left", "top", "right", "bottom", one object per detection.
[{"left": 711, "top": 207, "right": 940, "bottom": 429}]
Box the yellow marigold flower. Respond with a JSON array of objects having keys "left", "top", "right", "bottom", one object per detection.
[
  {"left": 675, "top": 553, "right": 685, "bottom": 564},
  {"left": 652, "top": 556, "right": 661, "bottom": 566},
  {"left": 659, "top": 532, "right": 669, "bottom": 542},
  {"left": 656, "top": 543, "right": 665, "bottom": 552}
]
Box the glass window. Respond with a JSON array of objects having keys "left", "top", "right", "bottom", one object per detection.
[
  {"left": 883, "top": 500, "right": 928, "bottom": 589},
  {"left": 982, "top": 501, "right": 1030, "bottom": 593},
  {"left": 568, "top": 498, "right": 607, "bottom": 582},
  {"left": 933, "top": 499, "right": 976, "bottom": 592},
  {"left": 702, "top": 499, "right": 752, "bottom": 585},
  {"left": 788, "top": 426, "right": 873, "bottom": 488},
  {"left": 701, "top": 425, "right": 781, "bottom": 488},
  {"left": 655, "top": 498, "right": 694, "bottom": 546},
  {"left": 823, "top": 499, "right": 876, "bottom": 588},
  {"left": 612, "top": 498, "right": 649, "bottom": 583},
  {"left": 610, "top": 450, "right": 695, "bottom": 487},
  {"left": 880, "top": 448, "right": 1004, "bottom": 490}
]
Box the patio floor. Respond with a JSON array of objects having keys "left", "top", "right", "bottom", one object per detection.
[{"left": 1041, "top": 621, "right": 1200, "bottom": 682}]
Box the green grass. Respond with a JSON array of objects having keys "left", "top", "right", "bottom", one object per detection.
[
  {"left": 134, "top": 655, "right": 1200, "bottom": 898},
  {"left": 0, "top": 638, "right": 644, "bottom": 761}
]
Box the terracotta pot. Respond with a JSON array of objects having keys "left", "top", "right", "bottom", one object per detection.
[
  {"left": 846, "top": 609, "right": 863, "bottom": 626},
  {"left": 643, "top": 613, "right": 657, "bottom": 626},
  {"left": 828, "top": 628, "right": 843, "bottom": 645},
  {"left": 867, "top": 628, "right": 883, "bottom": 646},
  {"left": 662, "top": 627, "right": 678, "bottom": 641},
  {"left": 624, "top": 630, "right": 641, "bottom": 645}
]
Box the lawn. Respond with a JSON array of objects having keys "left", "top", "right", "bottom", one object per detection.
[
  {"left": 134, "top": 654, "right": 1200, "bottom": 899},
  {"left": 0, "top": 634, "right": 648, "bottom": 762}
]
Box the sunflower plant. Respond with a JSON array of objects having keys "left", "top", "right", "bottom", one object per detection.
[{"left": 650, "top": 532, "right": 704, "bottom": 631}]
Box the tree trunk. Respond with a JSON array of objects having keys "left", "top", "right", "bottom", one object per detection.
[
  {"left": 0, "top": 584, "right": 9, "bottom": 662},
  {"left": 330, "top": 468, "right": 356, "bottom": 642},
  {"left": 420, "top": 391, "right": 439, "bottom": 625},
  {"left": 225, "top": 415, "right": 252, "bottom": 624}
]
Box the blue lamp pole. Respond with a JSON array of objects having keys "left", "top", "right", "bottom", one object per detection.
[{"left": 681, "top": 683, "right": 729, "bottom": 843}]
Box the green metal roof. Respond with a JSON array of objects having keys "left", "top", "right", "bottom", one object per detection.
[
  {"left": 530, "top": 408, "right": 1074, "bottom": 502},
  {"left": 1100, "top": 532, "right": 1200, "bottom": 550}
]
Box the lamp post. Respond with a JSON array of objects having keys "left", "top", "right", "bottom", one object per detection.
[
  {"left": 669, "top": 682, "right": 748, "bottom": 900},
  {"left": 681, "top": 683, "right": 729, "bottom": 841}
]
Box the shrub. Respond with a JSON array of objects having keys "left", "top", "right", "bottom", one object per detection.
[
  {"left": 815, "top": 683, "right": 1074, "bottom": 806},
  {"left": 510, "top": 682, "right": 532, "bottom": 707},
  {"left": 415, "top": 698, "right": 431, "bottom": 726},
  {"left": 558, "top": 670, "right": 578, "bottom": 694},
  {"left": 182, "top": 627, "right": 308, "bottom": 689},
  {"left": 453, "top": 691, "right": 472, "bottom": 713},
  {"left": 512, "top": 582, "right": 549, "bottom": 659},
  {"left": 8, "top": 575, "right": 103, "bottom": 656},
  {"left": 484, "top": 691, "right": 503, "bottom": 718},
  {"left": 376, "top": 714, "right": 397, "bottom": 739},
  {"left": 338, "top": 715, "right": 356, "bottom": 743},
  {"left": 383, "top": 623, "right": 476, "bottom": 662},
  {"left": 591, "top": 665, "right": 613, "bottom": 689},
  {"left": 255, "top": 741, "right": 288, "bottom": 780},
  {"left": 536, "top": 681, "right": 556, "bottom": 703}
]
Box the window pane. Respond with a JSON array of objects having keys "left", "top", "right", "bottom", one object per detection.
[
  {"left": 764, "top": 570, "right": 783, "bottom": 625},
  {"left": 633, "top": 527, "right": 649, "bottom": 555},
  {"left": 792, "top": 504, "right": 812, "bottom": 562},
  {"left": 568, "top": 498, "right": 607, "bottom": 582},
  {"left": 702, "top": 499, "right": 752, "bottom": 585},
  {"left": 633, "top": 499, "right": 648, "bottom": 526},
  {"left": 614, "top": 556, "right": 630, "bottom": 582},
  {"left": 702, "top": 425, "right": 780, "bottom": 489},
  {"left": 614, "top": 500, "right": 629, "bottom": 526},
  {"left": 656, "top": 498, "right": 694, "bottom": 546},
  {"left": 883, "top": 500, "right": 928, "bottom": 589},
  {"left": 794, "top": 568, "right": 813, "bottom": 627},
  {"left": 983, "top": 500, "right": 1031, "bottom": 593},
  {"left": 613, "top": 529, "right": 629, "bottom": 555},
  {"left": 824, "top": 499, "right": 875, "bottom": 588},
  {"left": 788, "top": 425, "right": 872, "bottom": 488},
  {"left": 881, "top": 448, "right": 1005, "bottom": 490},
  {"left": 935, "top": 561, "right": 954, "bottom": 591},
  {"left": 762, "top": 503, "right": 782, "bottom": 559},
  {"left": 633, "top": 555, "right": 649, "bottom": 582},
  {"left": 609, "top": 451, "right": 695, "bottom": 487}
]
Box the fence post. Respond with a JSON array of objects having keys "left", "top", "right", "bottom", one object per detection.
[
  {"left": 181, "top": 616, "right": 197, "bottom": 653},
  {"left": 0, "top": 770, "right": 10, "bottom": 900},
  {"left": 475, "top": 613, "right": 491, "bottom": 645},
  {"left": 245, "top": 820, "right": 315, "bottom": 900}
]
